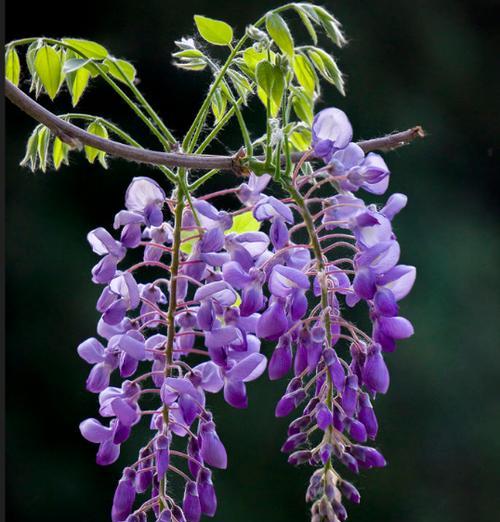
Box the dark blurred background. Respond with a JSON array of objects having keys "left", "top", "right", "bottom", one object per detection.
[{"left": 5, "top": 1, "right": 499, "bottom": 521}]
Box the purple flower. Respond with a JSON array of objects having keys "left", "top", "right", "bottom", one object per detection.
[
  {"left": 238, "top": 173, "right": 271, "bottom": 205},
  {"left": 312, "top": 107, "right": 353, "bottom": 161},
  {"left": 112, "top": 468, "right": 136, "bottom": 522},
  {"left": 328, "top": 143, "right": 391, "bottom": 194}
]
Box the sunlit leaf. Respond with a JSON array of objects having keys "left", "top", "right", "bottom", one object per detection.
[
  {"left": 37, "top": 126, "right": 51, "bottom": 172},
  {"left": 194, "top": 15, "right": 233, "bottom": 46},
  {"left": 293, "top": 54, "right": 316, "bottom": 96},
  {"left": 62, "top": 38, "right": 108, "bottom": 59},
  {"left": 289, "top": 126, "right": 312, "bottom": 151},
  {"left": 226, "top": 212, "right": 261, "bottom": 234},
  {"left": 85, "top": 120, "right": 109, "bottom": 166},
  {"left": 173, "top": 49, "right": 207, "bottom": 71},
  {"left": 20, "top": 126, "right": 41, "bottom": 172},
  {"left": 266, "top": 12, "right": 294, "bottom": 58},
  {"left": 291, "top": 87, "right": 314, "bottom": 125},
  {"left": 211, "top": 87, "right": 227, "bottom": 123},
  {"left": 63, "top": 58, "right": 89, "bottom": 74},
  {"left": 256, "top": 60, "right": 284, "bottom": 117},
  {"left": 104, "top": 58, "right": 137, "bottom": 83},
  {"left": 5, "top": 47, "right": 21, "bottom": 86},
  {"left": 312, "top": 6, "right": 347, "bottom": 47},
  {"left": 227, "top": 69, "right": 253, "bottom": 105},
  {"left": 34, "top": 45, "right": 64, "bottom": 100},
  {"left": 307, "top": 48, "right": 345, "bottom": 95},
  {"left": 53, "top": 137, "right": 70, "bottom": 170},
  {"left": 243, "top": 47, "right": 268, "bottom": 73},
  {"left": 292, "top": 4, "right": 318, "bottom": 44}
]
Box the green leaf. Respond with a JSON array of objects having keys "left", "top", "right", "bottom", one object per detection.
[
  {"left": 211, "top": 87, "right": 227, "bottom": 124},
  {"left": 242, "top": 47, "right": 268, "bottom": 73},
  {"left": 255, "top": 61, "right": 275, "bottom": 97},
  {"left": 34, "top": 45, "right": 64, "bottom": 100},
  {"left": 292, "top": 4, "right": 318, "bottom": 44},
  {"left": 227, "top": 69, "right": 253, "bottom": 105},
  {"left": 52, "top": 137, "right": 69, "bottom": 170},
  {"left": 194, "top": 15, "right": 233, "bottom": 46},
  {"left": 5, "top": 47, "right": 21, "bottom": 86},
  {"left": 293, "top": 54, "right": 316, "bottom": 96},
  {"left": 104, "top": 58, "right": 137, "bottom": 83},
  {"left": 289, "top": 126, "right": 311, "bottom": 151},
  {"left": 62, "top": 58, "right": 90, "bottom": 74},
  {"left": 26, "top": 42, "right": 43, "bottom": 97},
  {"left": 226, "top": 212, "right": 260, "bottom": 235},
  {"left": 85, "top": 120, "right": 109, "bottom": 165},
  {"left": 307, "top": 48, "right": 345, "bottom": 95},
  {"left": 291, "top": 87, "right": 314, "bottom": 125},
  {"left": 20, "top": 126, "right": 41, "bottom": 172},
  {"left": 62, "top": 38, "right": 108, "bottom": 59},
  {"left": 312, "top": 6, "right": 347, "bottom": 47},
  {"left": 67, "top": 66, "right": 91, "bottom": 106},
  {"left": 173, "top": 49, "right": 207, "bottom": 71},
  {"left": 255, "top": 61, "right": 284, "bottom": 117},
  {"left": 266, "top": 12, "right": 294, "bottom": 58},
  {"left": 37, "top": 126, "right": 51, "bottom": 172},
  {"left": 180, "top": 230, "right": 198, "bottom": 255}
]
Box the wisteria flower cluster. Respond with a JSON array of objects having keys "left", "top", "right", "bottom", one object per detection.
[
  {"left": 7, "top": 4, "right": 420, "bottom": 521},
  {"left": 76, "top": 107, "right": 415, "bottom": 522}
]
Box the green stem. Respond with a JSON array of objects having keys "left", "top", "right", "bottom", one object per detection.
[
  {"left": 194, "top": 107, "right": 235, "bottom": 154},
  {"left": 203, "top": 56, "right": 253, "bottom": 155},
  {"left": 188, "top": 169, "right": 220, "bottom": 191},
  {"left": 112, "top": 59, "right": 177, "bottom": 145}
]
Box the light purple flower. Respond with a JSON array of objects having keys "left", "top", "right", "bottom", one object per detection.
[{"left": 312, "top": 107, "right": 353, "bottom": 161}]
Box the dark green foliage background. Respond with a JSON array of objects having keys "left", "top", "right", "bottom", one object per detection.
[{"left": 5, "top": 1, "right": 499, "bottom": 521}]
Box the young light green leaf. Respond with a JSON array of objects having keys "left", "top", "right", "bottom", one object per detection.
[
  {"left": 312, "top": 6, "right": 347, "bottom": 47},
  {"left": 227, "top": 69, "right": 253, "bottom": 105},
  {"left": 63, "top": 58, "right": 90, "bottom": 74},
  {"left": 52, "top": 137, "right": 70, "bottom": 170},
  {"left": 265, "top": 12, "right": 294, "bottom": 58},
  {"left": 5, "top": 47, "right": 21, "bottom": 86},
  {"left": 20, "top": 126, "right": 41, "bottom": 172},
  {"left": 84, "top": 120, "right": 109, "bottom": 165},
  {"left": 62, "top": 38, "right": 108, "bottom": 59},
  {"left": 173, "top": 49, "right": 207, "bottom": 71},
  {"left": 293, "top": 54, "right": 316, "bottom": 96},
  {"left": 307, "top": 48, "right": 345, "bottom": 95},
  {"left": 292, "top": 4, "right": 318, "bottom": 44},
  {"left": 289, "top": 126, "right": 311, "bottom": 151},
  {"left": 26, "top": 42, "right": 43, "bottom": 97},
  {"left": 255, "top": 61, "right": 275, "bottom": 97},
  {"left": 243, "top": 47, "right": 268, "bottom": 72},
  {"left": 180, "top": 230, "right": 198, "bottom": 254},
  {"left": 37, "top": 126, "right": 51, "bottom": 172},
  {"left": 291, "top": 87, "right": 314, "bottom": 125},
  {"left": 226, "top": 212, "right": 260, "bottom": 235},
  {"left": 211, "top": 87, "right": 228, "bottom": 124},
  {"left": 34, "top": 45, "right": 64, "bottom": 100},
  {"left": 68, "top": 67, "right": 91, "bottom": 107},
  {"left": 194, "top": 15, "right": 233, "bottom": 46},
  {"left": 104, "top": 58, "right": 137, "bottom": 83},
  {"left": 255, "top": 60, "right": 284, "bottom": 117}
]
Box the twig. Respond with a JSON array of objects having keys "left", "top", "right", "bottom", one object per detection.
[{"left": 5, "top": 79, "right": 425, "bottom": 172}]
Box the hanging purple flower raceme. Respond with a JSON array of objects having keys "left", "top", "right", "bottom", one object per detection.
[
  {"left": 77, "top": 107, "right": 414, "bottom": 522},
  {"left": 259, "top": 107, "right": 416, "bottom": 521},
  {"left": 78, "top": 177, "right": 273, "bottom": 521}
]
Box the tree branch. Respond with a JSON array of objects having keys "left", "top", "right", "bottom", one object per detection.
[{"left": 5, "top": 79, "right": 425, "bottom": 172}]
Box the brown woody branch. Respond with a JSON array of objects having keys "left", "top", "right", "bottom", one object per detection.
[{"left": 5, "top": 79, "right": 425, "bottom": 172}]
